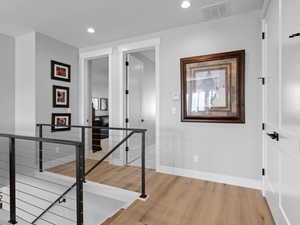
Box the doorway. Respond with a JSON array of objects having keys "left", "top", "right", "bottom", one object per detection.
[
  {"left": 87, "top": 56, "right": 110, "bottom": 159},
  {"left": 124, "top": 48, "right": 156, "bottom": 169}
]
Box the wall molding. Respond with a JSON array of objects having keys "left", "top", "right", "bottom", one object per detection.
[{"left": 158, "top": 166, "right": 262, "bottom": 190}]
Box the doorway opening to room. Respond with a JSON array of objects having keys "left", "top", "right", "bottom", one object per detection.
[
  {"left": 123, "top": 48, "right": 157, "bottom": 169},
  {"left": 87, "top": 55, "right": 110, "bottom": 159}
]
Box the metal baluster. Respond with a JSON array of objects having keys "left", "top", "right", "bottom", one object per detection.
[
  {"left": 140, "top": 131, "right": 147, "bottom": 199},
  {"left": 9, "top": 137, "right": 17, "bottom": 224},
  {"left": 81, "top": 127, "right": 85, "bottom": 182},
  {"left": 76, "top": 144, "right": 84, "bottom": 225},
  {"left": 38, "top": 124, "right": 43, "bottom": 172}
]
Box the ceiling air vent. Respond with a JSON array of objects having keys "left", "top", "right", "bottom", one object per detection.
[{"left": 201, "top": 1, "right": 230, "bottom": 21}]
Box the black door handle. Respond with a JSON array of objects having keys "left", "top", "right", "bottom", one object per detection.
[
  {"left": 289, "top": 33, "right": 300, "bottom": 38},
  {"left": 267, "top": 132, "right": 279, "bottom": 141}
]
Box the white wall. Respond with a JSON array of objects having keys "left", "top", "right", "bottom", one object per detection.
[
  {"left": 159, "top": 12, "right": 262, "bottom": 183},
  {"left": 15, "top": 32, "right": 36, "bottom": 136},
  {"left": 0, "top": 33, "right": 15, "bottom": 186},
  {"left": 0, "top": 34, "right": 15, "bottom": 133},
  {"left": 80, "top": 11, "right": 262, "bottom": 186}
]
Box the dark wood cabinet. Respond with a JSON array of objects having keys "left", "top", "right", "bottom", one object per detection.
[
  {"left": 92, "top": 116, "right": 109, "bottom": 152},
  {"left": 92, "top": 119, "right": 102, "bottom": 152}
]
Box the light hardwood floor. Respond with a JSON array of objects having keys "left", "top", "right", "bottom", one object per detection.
[{"left": 49, "top": 160, "right": 275, "bottom": 225}]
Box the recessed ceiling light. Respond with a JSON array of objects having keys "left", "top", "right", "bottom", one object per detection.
[
  {"left": 181, "top": 1, "right": 191, "bottom": 9},
  {"left": 87, "top": 27, "right": 95, "bottom": 34}
]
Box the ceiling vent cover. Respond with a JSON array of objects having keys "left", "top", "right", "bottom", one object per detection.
[{"left": 201, "top": 1, "right": 230, "bottom": 20}]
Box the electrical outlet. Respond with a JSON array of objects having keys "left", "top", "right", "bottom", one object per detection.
[{"left": 193, "top": 155, "right": 199, "bottom": 163}]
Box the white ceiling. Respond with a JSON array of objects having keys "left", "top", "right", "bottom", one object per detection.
[{"left": 0, "top": 0, "right": 263, "bottom": 48}]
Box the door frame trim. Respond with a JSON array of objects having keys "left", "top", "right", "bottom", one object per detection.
[{"left": 118, "top": 38, "right": 160, "bottom": 171}]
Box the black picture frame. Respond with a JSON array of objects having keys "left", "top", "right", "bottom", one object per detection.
[
  {"left": 51, "top": 113, "right": 71, "bottom": 132},
  {"left": 53, "top": 85, "right": 70, "bottom": 108},
  {"left": 51, "top": 60, "right": 71, "bottom": 82}
]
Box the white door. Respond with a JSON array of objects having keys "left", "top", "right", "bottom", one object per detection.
[
  {"left": 125, "top": 54, "right": 143, "bottom": 165},
  {"left": 263, "top": 0, "right": 300, "bottom": 224},
  {"left": 125, "top": 51, "right": 156, "bottom": 169}
]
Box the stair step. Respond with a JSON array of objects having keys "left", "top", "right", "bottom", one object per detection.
[
  {"left": 0, "top": 172, "right": 139, "bottom": 225},
  {"left": 1, "top": 188, "right": 76, "bottom": 220},
  {"left": 0, "top": 208, "right": 31, "bottom": 225},
  {"left": 101, "top": 209, "right": 124, "bottom": 225},
  {"left": 1, "top": 199, "right": 75, "bottom": 225}
]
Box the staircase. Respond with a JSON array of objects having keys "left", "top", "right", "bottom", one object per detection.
[
  {"left": 0, "top": 125, "right": 147, "bottom": 225},
  {"left": 0, "top": 172, "right": 139, "bottom": 225}
]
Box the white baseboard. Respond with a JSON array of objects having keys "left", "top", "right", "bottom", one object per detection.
[
  {"left": 110, "top": 158, "right": 124, "bottom": 166},
  {"left": 158, "top": 166, "right": 262, "bottom": 190}
]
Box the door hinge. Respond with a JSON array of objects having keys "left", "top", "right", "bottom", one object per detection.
[
  {"left": 125, "top": 90, "right": 129, "bottom": 95},
  {"left": 262, "top": 32, "right": 266, "bottom": 40},
  {"left": 125, "top": 118, "right": 129, "bottom": 123},
  {"left": 0, "top": 193, "right": 2, "bottom": 209},
  {"left": 262, "top": 123, "right": 266, "bottom": 130},
  {"left": 262, "top": 168, "right": 266, "bottom": 176},
  {"left": 125, "top": 61, "right": 129, "bottom": 66},
  {"left": 258, "top": 77, "right": 265, "bottom": 85}
]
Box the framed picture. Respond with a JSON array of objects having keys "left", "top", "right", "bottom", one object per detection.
[
  {"left": 180, "top": 50, "right": 245, "bottom": 123},
  {"left": 53, "top": 85, "right": 69, "bottom": 108},
  {"left": 51, "top": 60, "right": 71, "bottom": 82},
  {"left": 51, "top": 113, "right": 71, "bottom": 132},
  {"left": 92, "top": 97, "right": 100, "bottom": 110},
  {"left": 100, "top": 98, "right": 108, "bottom": 111}
]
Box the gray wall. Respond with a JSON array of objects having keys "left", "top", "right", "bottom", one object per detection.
[
  {"left": 0, "top": 32, "right": 80, "bottom": 177},
  {"left": 0, "top": 33, "right": 15, "bottom": 186},
  {"left": 35, "top": 32, "right": 80, "bottom": 168},
  {"left": 80, "top": 10, "right": 262, "bottom": 181},
  {"left": 0, "top": 34, "right": 15, "bottom": 133},
  {"left": 158, "top": 12, "right": 262, "bottom": 180}
]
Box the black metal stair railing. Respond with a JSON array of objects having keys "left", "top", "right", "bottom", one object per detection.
[
  {"left": 0, "top": 133, "right": 84, "bottom": 225},
  {"left": 32, "top": 124, "right": 148, "bottom": 224}
]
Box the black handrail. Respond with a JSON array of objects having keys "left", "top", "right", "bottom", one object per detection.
[
  {"left": 0, "top": 133, "right": 81, "bottom": 146},
  {"left": 85, "top": 131, "right": 135, "bottom": 176},
  {"left": 0, "top": 133, "right": 83, "bottom": 225},
  {"left": 33, "top": 123, "right": 147, "bottom": 224},
  {"left": 32, "top": 130, "right": 135, "bottom": 224},
  {"left": 36, "top": 123, "right": 147, "bottom": 132}
]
